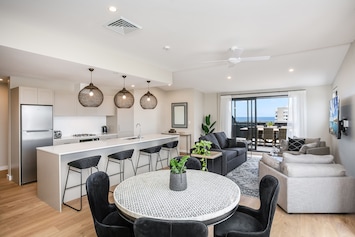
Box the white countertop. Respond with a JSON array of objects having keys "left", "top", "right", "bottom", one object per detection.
[{"left": 38, "top": 133, "right": 179, "bottom": 155}]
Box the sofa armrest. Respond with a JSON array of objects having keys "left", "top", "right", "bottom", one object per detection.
[
  {"left": 236, "top": 141, "right": 247, "bottom": 148},
  {"left": 306, "top": 146, "right": 330, "bottom": 155}
]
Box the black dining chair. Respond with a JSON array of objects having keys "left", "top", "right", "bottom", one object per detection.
[
  {"left": 214, "top": 175, "right": 280, "bottom": 237},
  {"left": 134, "top": 217, "right": 208, "bottom": 237},
  {"left": 86, "top": 171, "right": 134, "bottom": 237},
  {"left": 172, "top": 156, "right": 202, "bottom": 170}
]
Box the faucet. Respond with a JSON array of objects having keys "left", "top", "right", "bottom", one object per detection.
[{"left": 136, "top": 123, "right": 141, "bottom": 139}]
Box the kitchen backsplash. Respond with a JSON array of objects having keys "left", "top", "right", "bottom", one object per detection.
[{"left": 54, "top": 116, "right": 106, "bottom": 137}]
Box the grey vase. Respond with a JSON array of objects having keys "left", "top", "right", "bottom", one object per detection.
[{"left": 169, "top": 172, "right": 187, "bottom": 191}]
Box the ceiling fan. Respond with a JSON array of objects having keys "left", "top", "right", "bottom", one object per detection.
[{"left": 204, "top": 46, "right": 271, "bottom": 66}]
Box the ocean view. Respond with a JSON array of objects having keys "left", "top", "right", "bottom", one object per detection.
[{"left": 236, "top": 117, "right": 275, "bottom": 122}]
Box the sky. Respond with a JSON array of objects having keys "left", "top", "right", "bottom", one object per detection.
[{"left": 234, "top": 97, "right": 288, "bottom": 117}]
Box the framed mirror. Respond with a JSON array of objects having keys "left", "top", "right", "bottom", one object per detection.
[{"left": 171, "top": 102, "right": 188, "bottom": 128}]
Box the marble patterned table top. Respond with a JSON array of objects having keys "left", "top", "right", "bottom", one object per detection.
[{"left": 114, "top": 169, "right": 240, "bottom": 225}]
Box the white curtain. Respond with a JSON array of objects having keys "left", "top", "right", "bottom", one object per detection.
[
  {"left": 287, "top": 90, "right": 307, "bottom": 138},
  {"left": 220, "top": 95, "right": 232, "bottom": 137}
]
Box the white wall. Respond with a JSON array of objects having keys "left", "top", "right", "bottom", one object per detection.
[
  {"left": 0, "top": 83, "right": 9, "bottom": 170},
  {"left": 332, "top": 41, "right": 355, "bottom": 176}
]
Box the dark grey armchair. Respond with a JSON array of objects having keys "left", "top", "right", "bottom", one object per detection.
[
  {"left": 86, "top": 171, "right": 134, "bottom": 237},
  {"left": 134, "top": 217, "right": 208, "bottom": 237},
  {"left": 214, "top": 175, "right": 280, "bottom": 237}
]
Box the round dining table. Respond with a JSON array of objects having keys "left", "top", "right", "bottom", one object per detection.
[{"left": 113, "top": 169, "right": 240, "bottom": 225}]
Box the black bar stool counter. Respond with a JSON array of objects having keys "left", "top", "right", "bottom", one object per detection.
[
  {"left": 136, "top": 145, "right": 163, "bottom": 174},
  {"left": 105, "top": 149, "right": 135, "bottom": 183},
  {"left": 62, "top": 155, "right": 101, "bottom": 211}
]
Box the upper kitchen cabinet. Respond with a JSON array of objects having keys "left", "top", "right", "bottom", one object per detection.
[
  {"left": 54, "top": 93, "right": 77, "bottom": 116},
  {"left": 18, "top": 87, "right": 54, "bottom": 105},
  {"left": 54, "top": 93, "right": 115, "bottom": 116}
]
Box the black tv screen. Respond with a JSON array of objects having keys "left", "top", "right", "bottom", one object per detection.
[{"left": 329, "top": 95, "right": 341, "bottom": 139}]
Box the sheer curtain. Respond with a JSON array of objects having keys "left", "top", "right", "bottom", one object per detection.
[
  {"left": 287, "top": 90, "right": 307, "bottom": 138},
  {"left": 220, "top": 95, "right": 232, "bottom": 137}
]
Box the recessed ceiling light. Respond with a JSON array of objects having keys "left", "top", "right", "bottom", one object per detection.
[
  {"left": 163, "top": 45, "right": 170, "bottom": 51},
  {"left": 0, "top": 78, "right": 3, "bottom": 81},
  {"left": 131, "top": 84, "right": 135, "bottom": 88},
  {"left": 288, "top": 68, "right": 294, "bottom": 72},
  {"left": 227, "top": 76, "right": 232, "bottom": 80},
  {"left": 108, "top": 6, "right": 117, "bottom": 12},
  {"left": 168, "top": 83, "right": 172, "bottom": 86}
]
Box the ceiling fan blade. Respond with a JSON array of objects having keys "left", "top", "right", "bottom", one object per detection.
[
  {"left": 200, "top": 59, "right": 229, "bottom": 64},
  {"left": 239, "top": 56, "right": 271, "bottom": 62}
]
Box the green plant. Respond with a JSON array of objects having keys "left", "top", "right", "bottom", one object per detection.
[
  {"left": 170, "top": 155, "right": 189, "bottom": 174},
  {"left": 266, "top": 121, "right": 274, "bottom": 126},
  {"left": 191, "top": 140, "right": 212, "bottom": 171},
  {"left": 202, "top": 114, "right": 216, "bottom": 135}
]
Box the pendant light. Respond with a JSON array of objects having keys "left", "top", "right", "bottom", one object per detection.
[
  {"left": 78, "top": 68, "right": 104, "bottom": 107},
  {"left": 140, "top": 80, "right": 157, "bottom": 109},
  {"left": 114, "top": 75, "right": 135, "bottom": 108}
]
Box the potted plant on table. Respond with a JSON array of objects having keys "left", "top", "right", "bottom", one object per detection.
[
  {"left": 191, "top": 140, "right": 212, "bottom": 171},
  {"left": 169, "top": 155, "right": 189, "bottom": 191}
]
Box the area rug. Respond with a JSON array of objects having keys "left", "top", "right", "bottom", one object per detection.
[{"left": 226, "top": 155, "right": 261, "bottom": 198}]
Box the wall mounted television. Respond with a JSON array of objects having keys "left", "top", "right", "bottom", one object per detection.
[{"left": 329, "top": 94, "right": 341, "bottom": 139}]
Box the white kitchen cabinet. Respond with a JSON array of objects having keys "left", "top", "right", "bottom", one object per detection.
[
  {"left": 97, "top": 95, "right": 115, "bottom": 116},
  {"left": 54, "top": 92, "right": 115, "bottom": 116},
  {"left": 54, "top": 93, "right": 77, "bottom": 116},
  {"left": 18, "top": 87, "right": 53, "bottom": 105}
]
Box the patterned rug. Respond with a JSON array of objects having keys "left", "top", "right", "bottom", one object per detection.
[{"left": 226, "top": 155, "right": 261, "bottom": 198}]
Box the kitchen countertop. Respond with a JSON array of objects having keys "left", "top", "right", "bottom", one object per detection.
[
  {"left": 39, "top": 133, "right": 179, "bottom": 156},
  {"left": 54, "top": 133, "right": 117, "bottom": 141}
]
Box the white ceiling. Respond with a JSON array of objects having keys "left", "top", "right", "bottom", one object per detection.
[{"left": 0, "top": 0, "right": 354, "bottom": 93}]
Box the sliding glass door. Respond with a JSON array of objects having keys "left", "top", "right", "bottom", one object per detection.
[{"left": 231, "top": 97, "right": 258, "bottom": 150}]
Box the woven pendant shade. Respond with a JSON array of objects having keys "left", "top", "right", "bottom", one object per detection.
[
  {"left": 114, "top": 75, "right": 135, "bottom": 108},
  {"left": 140, "top": 81, "right": 157, "bottom": 109},
  {"left": 78, "top": 68, "right": 104, "bottom": 107}
]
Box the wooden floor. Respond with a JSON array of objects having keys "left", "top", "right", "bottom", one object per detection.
[{"left": 1, "top": 170, "right": 355, "bottom": 237}]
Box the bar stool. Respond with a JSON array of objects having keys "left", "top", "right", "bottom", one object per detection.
[
  {"left": 161, "top": 141, "right": 179, "bottom": 167},
  {"left": 105, "top": 149, "right": 135, "bottom": 183},
  {"left": 136, "top": 145, "right": 162, "bottom": 174},
  {"left": 62, "top": 155, "right": 101, "bottom": 211}
]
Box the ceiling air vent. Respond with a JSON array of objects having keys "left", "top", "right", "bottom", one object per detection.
[{"left": 105, "top": 17, "right": 142, "bottom": 35}]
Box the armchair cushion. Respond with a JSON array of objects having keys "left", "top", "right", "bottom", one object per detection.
[
  {"left": 282, "top": 153, "right": 334, "bottom": 164},
  {"left": 282, "top": 163, "right": 346, "bottom": 177},
  {"left": 299, "top": 142, "right": 318, "bottom": 153}
]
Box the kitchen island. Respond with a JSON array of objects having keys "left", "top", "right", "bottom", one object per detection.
[{"left": 37, "top": 134, "right": 179, "bottom": 212}]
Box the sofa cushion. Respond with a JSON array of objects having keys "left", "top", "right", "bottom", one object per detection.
[
  {"left": 227, "top": 138, "right": 237, "bottom": 148},
  {"left": 224, "top": 147, "right": 246, "bottom": 156},
  {"left": 299, "top": 142, "right": 318, "bottom": 154},
  {"left": 282, "top": 153, "right": 334, "bottom": 164},
  {"left": 287, "top": 138, "right": 305, "bottom": 151},
  {"left": 214, "top": 132, "right": 228, "bottom": 149},
  {"left": 200, "top": 133, "right": 221, "bottom": 149},
  {"left": 221, "top": 150, "right": 238, "bottom": 162},
  {"left": 305, "top": 137, "right": 321, "bottom": 145},
  {"left": 261, "top": 153, "right": 281, "bottom": 171},
  {"left": 282, "top": 163, "right": 346, "bottom": 177}
]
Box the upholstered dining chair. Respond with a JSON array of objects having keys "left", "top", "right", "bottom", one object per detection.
[
  {"left": 263, "top": 127, "right": 275, "bottom": 146},
  {"left": 86, "top": 171, "right": 134, "bottom": 237},
  {"left": 214, "top": 175, "right": 280, "bottom": 237},
  {"left": 172, "top": 156, "right": 202, "bottom": 170},
  {"left": 134, "top": 217, "right": 208, "bottom": 237}
]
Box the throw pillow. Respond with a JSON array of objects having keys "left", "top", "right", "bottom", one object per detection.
[
  {"left": 227, "top": 138, "right": 237, "bottom": 148},
  {"left": 299, "top": 142, "right": 318, "bottom": 154},
  {"left": 287, "top": 137, "right": 305, "bottom": 151}
]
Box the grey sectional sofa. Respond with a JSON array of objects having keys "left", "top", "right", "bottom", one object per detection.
[
  {"left": 198, "top": 132, "right": 247, "bottom": 175},
  {"left": 259, "top": 153, "right": 355, "bottom": 213}
]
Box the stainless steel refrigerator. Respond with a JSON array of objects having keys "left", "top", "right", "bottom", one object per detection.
[{"left": 21, "top": 105, "right": 53, "bottom": 184}]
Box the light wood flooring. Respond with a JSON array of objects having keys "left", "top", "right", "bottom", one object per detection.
[{"left": 1, "top": 170, "right": 355, "bottom": 237}]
